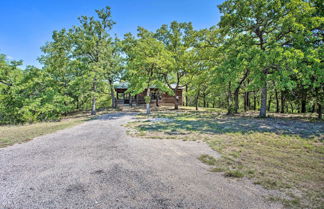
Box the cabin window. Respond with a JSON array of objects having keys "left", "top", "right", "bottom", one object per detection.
[{"left": 151, "top": 92, "right": 157, "bottom": 100}]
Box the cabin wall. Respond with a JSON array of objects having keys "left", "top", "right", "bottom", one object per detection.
[
  {"left": 114, "top": 88, "right": 183, "bottom": 106},
  {"left": 160, "top": 90, "right": 183, "bottom": 105}
]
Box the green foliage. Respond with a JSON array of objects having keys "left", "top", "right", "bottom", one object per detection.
[
  {"left": 217, "top": 0, "right": 323, "bottom": 117},
  {"left": 155, "top": 21, "right": 196, "bottom": 108},
  {"left": 123, "top": 27, "right": 172, "bottom": 93},
  {"left": 1, "top": 7, "right": 122, "bottom": 124},
  {"left": 144, "top": 96, "right": 151, "bottom": 104},
  {"left": 122, "top": 27, "right": 173, "bottom": 113},
  {"left": 0, "top": 59, "right": 70, "bottom": 124}
]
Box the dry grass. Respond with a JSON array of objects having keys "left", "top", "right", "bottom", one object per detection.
[
  {"left": 125, "top": 108, "right": 324, "bottom": 208},
  {"left": 0, "top": 110, "right": 112, "bottom": 148}
]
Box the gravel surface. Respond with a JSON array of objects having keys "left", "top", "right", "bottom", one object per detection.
[{"left": 0, "top": 112, "right": 282, "bottom": 209}]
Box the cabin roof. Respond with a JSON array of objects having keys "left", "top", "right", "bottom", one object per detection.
[
  {"left": 114, "top": 82, "right": 129, "bottom": 89},
  {"left": 114, "top": 83, "right": 183, "bottom": 90}
]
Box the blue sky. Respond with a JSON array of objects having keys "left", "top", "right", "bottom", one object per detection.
[{"left": 0, "top": 0, "right": 224, "bottom": 67}]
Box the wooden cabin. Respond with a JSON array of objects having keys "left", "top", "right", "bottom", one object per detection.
[{"left": 114, "top": 84, "right": 183, "bottom": 106}]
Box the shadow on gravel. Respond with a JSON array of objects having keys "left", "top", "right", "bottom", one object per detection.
[
  {"left": 93, "top": 112, "right": 137, "bottom": 121},
  {"left": 137, "top": 113, "right": 324, "bottom": 140}
]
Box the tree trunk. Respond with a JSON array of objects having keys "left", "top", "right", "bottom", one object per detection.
[
  {"left": 227, "top": 82, "right": 233, "bottom": 115},
  {"left": 129, "top": 94, "right": 133, "bottom": 107},
  {"left": 156, "top": 92, "right": 160, "bottom": 107},
  {"left": 195, "top": 91, "right": 199, "bottom": 111},
  {"left": 76, "top": 98, "right": 80, "bottom": 110},
  {"left": 257, "top": 33, "right": 267, "bottom": 118},
  {"left": 318, "top": 103, "right": 322, "bottom": 119},
  {"left": 246, "top": 92, "right": 251, "bottom": 111},
  {"left": 317, "top": 88, "right": 322, "bottom": 119},
  {"left": 259, "top": 78, "right": 267, "bottom": 117},
  {"left": 185, "top": 85, "right": 188, "bottom": 106},
  {"left": 233, "top": 88, "right": 239, "bottom": 113},
  {"left": 301, "top": 93, "right": 307, "bottom": 113},
  {"left": 91, "top": 78, "right": 97, "bottom": 115},
  {"left": 253, "top": 92, "right": 257, "bottom": 111},
  {"left": 109, "top": 79, "right": 116, "bottom": 108},
  {"left": 63, "top": 101, "right": 68, "bottom": 116},
  {"left": 203, "top": 94, "right": 206, "bottom": 108},
  {"left": 280, "top": 91, "right": 285, "bottom": 113},
  {"left": 267, "top": 93, "right": 272, "bottom": 112},
  {"left": 301, "top": 100, "right": 306, "bottom": 113},
  {"left": 290, "top": 102, "right": 294, "bottom": 113},
  {"left": 136, "top": 95, "right": 139, "bottom": 106},
  {"left": 146, "top": 88, "right": 151, "bottom": 114},
  {"left": 233, "top": 69, "right": 249, "bottom": 113},
  {"left": 91, "top": 95, "right": 96, "bottom": 115},
  {"left": 275, "top": 89, "right": 279, "bottom": 113},
  {"left": 244, "top": 92, "right": 248, "bottom": 112},
  {"left": 174, "top": 88, "right": 179, "bottom": 110},
  {"left": 312, "top": 103, "right": 316, "bottom": 113}
]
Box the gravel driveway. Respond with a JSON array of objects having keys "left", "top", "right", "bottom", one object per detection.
[{"left": 0, "top": 112, "right": 282, "bottom": 209}]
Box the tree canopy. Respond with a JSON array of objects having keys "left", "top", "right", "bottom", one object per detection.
[{"left": 0, "top": 0, "right": 323, "bottom": 123}]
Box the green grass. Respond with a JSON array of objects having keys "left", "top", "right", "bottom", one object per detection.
[
  {"left": 224, "top": 170, "right": 245, "bottom": 178},
  {"left": 126, "top": 109, "right": 324, "bottom": 208}
]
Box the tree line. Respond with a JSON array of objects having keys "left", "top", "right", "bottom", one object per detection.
[{"left": 0, "top": 0, "right": 323, "bottom": 124}]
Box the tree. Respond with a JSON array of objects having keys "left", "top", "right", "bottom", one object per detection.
[
  {"left": 155, "top": 21, "right": 195, "bottom": 109},
  {"left": 39, "top": 29, "right": 78, "bottom": 114},
  {"left": 40, "top": 6, "right": 118, "bottom": 115},
  {"left": 0, "top": 54, "right": 71, "bottom": 124},
  {"left": 0, "top": 54, "right": 23, "bottom": 123},
  {"left": 104, "top": 37, "right": 123, "bottom": 109},
  {"left": 218, "top": 0, "right": 321, "bottom": 117},
  {"left": 70, "top": 6, "right": 115, "bottom": 115},
  {"left": 123, "top": 28, "right": 172, "bottom": 114}
]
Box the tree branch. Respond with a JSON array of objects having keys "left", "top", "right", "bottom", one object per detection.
[{"left": 0, "top": 80, "right": 12, "bottom": 86}]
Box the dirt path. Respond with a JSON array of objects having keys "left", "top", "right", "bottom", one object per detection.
[{"left": 0, "top": 113, "right": 282, "bottom": 209}]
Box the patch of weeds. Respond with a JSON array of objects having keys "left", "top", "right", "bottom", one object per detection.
[
  {"left": 137, "top": 131, "right": 146, "bottom": 136},
  {"left": 254, "top": 178, "right": 291, "bottom": 190},
  {"left": 258, "top": 179, "right": 279, "bottom": 189},
  {"left": 268, "top": 195, "right": 302, "bottom": 209},
  {"left": 229, "top": 151, "right": 241, "bottom": 158},
  {"left": 198, "top": 154, "right": 217, "bottom": 165},
  {"left": 246, "top": 169, "right": 255, "bottom": 177},
  {"left": 222, "top": 155, "right": 236, "bottom": 162},
  {"left": 150, "top": 136, "right": 165, "bottom": 139},
  {"left": 211, "top": 167, "right": 226, "bottom": 172},
  {"left": 224, "top": 169, "right": 244, "bottom": 178}
]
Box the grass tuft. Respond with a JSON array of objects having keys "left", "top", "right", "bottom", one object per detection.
[
  {"left": 224, "top": 170, "right": 245, "bottom": 178},
  {"left": 198, "top": 154, "right": 217, "bottom": 165},
  {"left": 210, "top": 167, "right": 226, "bottom": 172}
]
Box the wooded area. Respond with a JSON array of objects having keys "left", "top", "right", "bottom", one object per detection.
[{"left": 0, "top": 0, "right": 323, "bottom": 124}]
